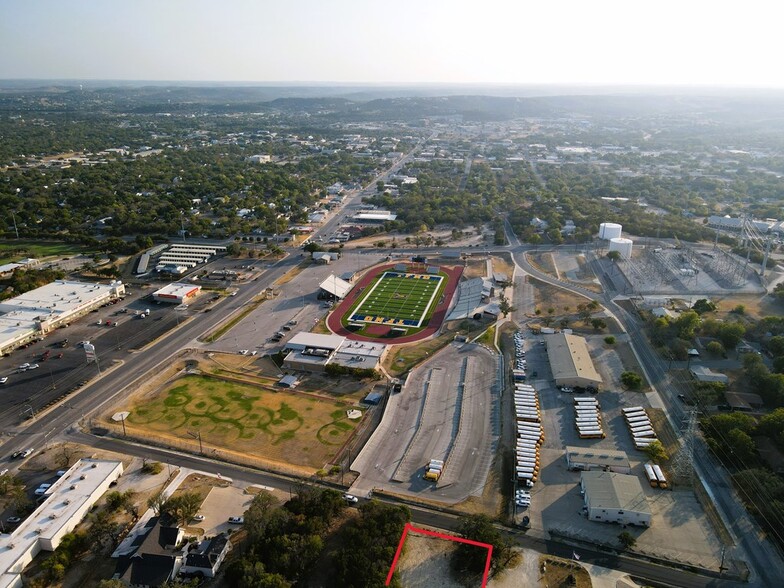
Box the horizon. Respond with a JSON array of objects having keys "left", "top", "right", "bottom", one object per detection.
[{"left": 2, "top": 0, "right": 782, "bottom": 88}]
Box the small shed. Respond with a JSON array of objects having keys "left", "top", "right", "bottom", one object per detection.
[
  {"left": 363, "top": 391, "right": 383, "bottom": 405},
  {"left": 277, "top": 375, "right": 299, "bottom": 388}
]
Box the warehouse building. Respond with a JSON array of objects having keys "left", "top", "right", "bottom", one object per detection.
[
  {"left": 152, "top": 283, "right": 202, "bottom": 304},
  {"left": 0, "top": 459, "right": 124, "bottom": 588},
  {"left": 565, "top": 446, "right": 631, "bottom": 474},
  {"left": 318, "top": 274, "right": 353, "bottom": 300},
  {"left": 546, "top": 333, "right": 602, "bottom": 390},
  {"left": 580, "top": 471, "right": 651, "bottom": 527},
  {"left": 0, "top": 280, "right": 125, "bottom": 355}
]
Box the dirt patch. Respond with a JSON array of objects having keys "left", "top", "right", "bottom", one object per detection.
[
  {"left": 491, "top": 254, "right": 515, "bottom": 282},
  {"left": 171, "top": 472, "right": 231, "bottom": 501},
  {"left": 528, "top": 252, "right": 559, "bottom": 278},
  {"left": 463, "top": 258, "right": 489, "bottom": 279},
  {"left": 396, "top": 532, "right": 460, "bottom": 588},
  {"left": 539, "top": 555, "right": 592, "bottom": 588},
  {"left": 529, "top": 277, "right": 592, "bottom": 314}
]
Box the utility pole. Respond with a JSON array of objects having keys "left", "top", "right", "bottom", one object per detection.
[
  {"left": 11, "top": 211, "right": 19, "bottom": 239},
  {"left": 188, "top": 430, "right": 203, "bottom": 454}
]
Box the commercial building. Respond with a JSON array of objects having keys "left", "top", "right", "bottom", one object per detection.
[
  {"left": 152, "top": 283, "right": 202, "bottom": 304},
  {"left": 0, "top": 459, "right": 124, "bottom": 588},
  {"left": 0, "top": 280, "right": 125, "bottom": 355},
  {"left": 546, "top": 333, "right": 602, "bottom": 390},
  {"left": 0, "top": 258, "right": 40, "bottom": 277},
  {"left": 580, "top": 471, "right": 651, "bottom": 527},
  {"left": 283, "top": 332, "right": 386, "bottom": 373},
  {"left": 565, "top": 446, "right": 631, "bottom": 474},
  {"left": 155, "top": 243, "right": 226, "bottom": 273},
  {"left": 350, "top": 210, "right": 397, "bottom": 224}
]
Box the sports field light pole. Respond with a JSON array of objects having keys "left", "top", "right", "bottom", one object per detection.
[{"left": 187, "top": 430, "right": 203, "bottom": 454}]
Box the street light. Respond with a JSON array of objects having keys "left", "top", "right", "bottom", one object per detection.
[{"left": 187, "top": 430, "right": 203, "bottom": 454}]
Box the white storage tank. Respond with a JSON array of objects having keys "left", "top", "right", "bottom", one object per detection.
[
  {"left": 609, "top": 237, "right": 633, "bottom": 259},
  {"left": 599, "top": 222, "right": 623, "bottom": 240}
]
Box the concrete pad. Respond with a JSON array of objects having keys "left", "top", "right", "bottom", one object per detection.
[{"left": 198, "top": 485, "right": 254, "bottom": 536}]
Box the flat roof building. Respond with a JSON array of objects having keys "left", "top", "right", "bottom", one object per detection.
[
  {"left": 318, "top": 274, "right": 353, "bottom": 300},
  {"left": 283, "top": 332, "right": 386, "bottom": 373},
  {"left": 0, "top": 459, "right": 124, "bottom": 588},
  {"left": 0, "top": 280, "right": 125, "bottom": 355},
  {"left": 351, "top": 211, "right": 397, "bottom": 224},
  {"left": 546, "top": 333, "right": 602, "bottom": 390},
  {"left": 152, "top": 283, "right": 201, "bottom": 304},
  {"left": 565, "top": 446, "right": 631, "bottom": 474},
  {"left": 580, "top": 471, "right": 651, "bottom": 527}
]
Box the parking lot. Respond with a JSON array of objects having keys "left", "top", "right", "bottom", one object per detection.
[
  {"left": 207, "top": 251, "right": 385, "bottom": 354},
  {"left": 350, "top": 341, "right": 499, "bottom": 503},
  {"left": 505, "top": 328, "right": 725, "bottom": 569}
]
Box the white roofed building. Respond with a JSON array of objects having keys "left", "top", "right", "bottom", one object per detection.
[
  {"left": 0, "top": 459, "right": 124, "bottom": 588},
  {"left": 318, "top": 274, "right": 353, "bottom": 300},
  {"left": 152, "top": 283, "right": 201, "bottom": 304},
  {"left": 0, "top": 280, "right": 125, "bottom": 355}
]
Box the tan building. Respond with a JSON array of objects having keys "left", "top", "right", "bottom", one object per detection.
[
  {"left": 580, "top": 471, "right": 651, "bottom": 527},
  {"left": 545, "top": 333, "right": 602, "bottom": 390}
]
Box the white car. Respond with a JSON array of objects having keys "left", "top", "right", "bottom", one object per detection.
[
  {"left": 239, "top": 350, "right": 249, "bottom": 355},
  {"left": 192, "top": 514, "right": 205, "bottom": 522},
  {"left": 0, "top": 377, "right": 8, "bottom": 384},
  {"left": 34, "top": 483, "right": 52, "bottom": 496},
  {"left": 343, "top": 493, "right": 359, "bottom": 504},
  {"left": 18, "top": 363, "right": 30, "bottom": 370},
  {"left": 228, "top": 516, "right": 244, "bottom": 524}
]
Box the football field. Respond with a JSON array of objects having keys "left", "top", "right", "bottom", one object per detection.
[{"left": 350, "top": 272, "right": 444, "bottom": 328}]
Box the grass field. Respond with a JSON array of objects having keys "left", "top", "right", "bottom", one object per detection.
[
  {"left": 0, "top": 240, "right": 91, "bottom": 265},
  {"left": 125, "top": 374, "right": 360, "bottom": 468},
  {"left": 350, "top": 271, "right": 443, "bottom": 327}
]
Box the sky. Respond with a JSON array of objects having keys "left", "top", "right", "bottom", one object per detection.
[{"left": 0, "top": 0, "right": 782, "bottom": 87}]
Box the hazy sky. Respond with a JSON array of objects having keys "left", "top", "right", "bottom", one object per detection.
[{"left": 1, "top": 0, "right": 781, "bottom": 86}]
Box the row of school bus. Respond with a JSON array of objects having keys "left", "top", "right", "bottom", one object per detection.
[
  {"left": 574, "top": 396, "right": 606, "bottom": 439},
  {"left": 644, "top": 462, "right": 669, "bottom": 489},
  {"left": 622, "top": 406, "right": 659, "bottom": 450},
  {"left": 515, "top": 382, "right": 543, "bottom": 487}
]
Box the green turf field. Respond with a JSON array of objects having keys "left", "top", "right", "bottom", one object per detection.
[{"left": 350, "top": 271, "right": 443, "bottom": 328}]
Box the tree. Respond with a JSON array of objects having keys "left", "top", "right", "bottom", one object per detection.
[
  {"left": 147, "top": 490, "right": 167, "bottom": 516},
  {"left": 607, "top": 250, "right": 621, "bottom": 262},
  {"left": 642, "top": 440, "right": 669, "bottom": 464},
  {"left": 499, "top": 295, "right": 516, "bottom": 318},
  {"left": 591, "top": 318, "right": 607, "bottom": 331},
  {"left": 768, "top": 336, "right": 784, "bottom": 357},
  {"left": 674, "top": 310, "right": 700, "bottom": 340},
  {"left": 706, "top": 340, "right": 725, "bottom": 357},
  {"left": 163, "top": 492, "right": 202, "bottom": 527},
  {"left": 452, "top": 514, "right": 517, "bottom": 578},
  {"left": 98, "top": 580, "right": 127, "bottom": 588},
  {"left": 620, "top": 371, "right": 643, "bottom": 390},
  {"left": 618, "top": 531, "right": 637, "bottom": 550},
  {"left": 716, "top": 322, "right": 745, "bottom": 350},
  {"left": 691, "top": 299, "right": 716, "bottom": 315},
  {"left": 604, "top": 336, "right": 616, "bottom": 345}
]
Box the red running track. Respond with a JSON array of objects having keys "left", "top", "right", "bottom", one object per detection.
[{"left": 326, "top": 262, "right": 464, "bottom": 345}]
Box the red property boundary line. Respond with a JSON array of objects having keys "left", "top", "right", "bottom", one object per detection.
[
  {"left": 327, "top": 262, "right": 463, "bottom": 345},
  {"left": 385, "top": 522, "right": 493, "bottom": 587}
]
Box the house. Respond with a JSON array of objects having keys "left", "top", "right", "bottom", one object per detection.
[
  {"left": 179, "top": 534, "right": 231, "bottom": 579},
  {"left": 690, "top": 365, "right": 729, "bottom": 385},
  {"left": 114, "top": 517, "right": 184, "bottom": 587}
]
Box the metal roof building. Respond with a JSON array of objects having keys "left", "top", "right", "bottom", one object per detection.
[
  {"left": 565, "top": 446, "right": 631, "bottom": 474},
  {"left": 152, "top": 283, "right": 201, "bottom": 304},
  {"left": 580, "top": 471, "right": 651, "bottom": 527},
  {"left": 318, "top": 274, "right": 353, "bottom": 300},
  {"left": 0, "top": 459, "right": 124, "bottom": 588},
  {"left": 545, "top": 333, "right": 602, "bottom": 389}
]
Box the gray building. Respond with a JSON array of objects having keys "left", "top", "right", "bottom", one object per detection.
[{"left": 580, "top": 471, "right": 651, "bottom": 527}]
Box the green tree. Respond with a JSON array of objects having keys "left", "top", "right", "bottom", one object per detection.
[
  {"left": 604, "top": 336, "right": 616, "bottom": 345},
  {"left": 691, "top": 299, "right": 716, "bottom": 314},
  {"left": 591, "top": 318, "right": 607, "bottom": 331},
  {"left": 642, "top": 440, "right": 669, "bottom": 464},
  {"left": 674, "top": 310, "right": 701, "bottom": 340},
  {"left": 452, "top": 514, "right": 517, "bottom": 578},
  {"left": 499, "top": 295, "right": 516, "bottom": 318},
  {"left": 147, "top": 489, "right": 167, "bottom": 516},
  {"left": 163, "top": 492, "right": 202, "bottom": 527},
  {"left": 618, "top": 531, "right": 637, "bottom": 550},
  {"left": 706, "top": 340, "right": 725, "bottom": 357},
  {"left": 620, "top": 371, "right": 643, "bottom": 390},
  {"left": 607, "top": 250, "right": 621, "bottom": 262}
]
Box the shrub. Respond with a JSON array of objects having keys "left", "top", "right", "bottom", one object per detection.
[
  {"left": 604, "top": 336, "right": 616, "bottom": 345},
  {"left": 141, "top": 461, "right": 163, "bottom": 475},
  {"left": 620, "top": 371, "right": 643, "bottom": 390}
]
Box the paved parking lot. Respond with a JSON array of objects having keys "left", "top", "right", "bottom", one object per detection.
[
  {"left": 208, "top": 251, "right": 384, "bottom": 354},
  {"left": 197, "top": 485, "right": 255, "bottom": 536},
  {"left": 350, "top": 341, "right": 498, "bottom": 503}
]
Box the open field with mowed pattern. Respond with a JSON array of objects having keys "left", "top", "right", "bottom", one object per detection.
[{"left": 125, "top": 374, "right": 359, "bottom": 468}]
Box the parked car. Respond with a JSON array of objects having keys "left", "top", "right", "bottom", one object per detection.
[
  {"left": 20, "top": 448, "right": 33, "bottom": 458},
  {"left": 0, "top": 377, "right": 7, "bottom": 385},
  {"left": 228, "top": 516, "right": 244, "bottom": 524},
  {"left": 6, "top": 517, "right": 21, "bottom": 525},
  {"left": 192, "top": 514, "right": 205, "bottom": 522},
  {"left": 34, "top": 483, "right": 52, "bottom": 496},
  {"left": 343, "top": 493, "right": 359, "bottom": 504}
]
